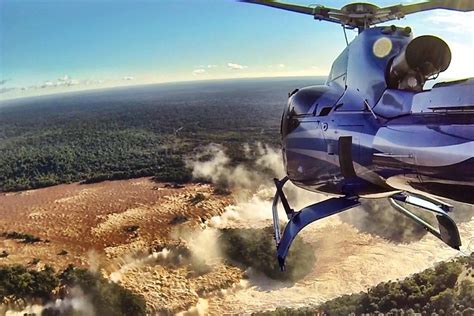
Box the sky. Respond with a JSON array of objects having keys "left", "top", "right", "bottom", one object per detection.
[{"left": 0, "top": 0, "right": 473, "bottom": 99}]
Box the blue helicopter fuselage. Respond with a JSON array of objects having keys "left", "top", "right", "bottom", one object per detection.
[{"left": 282, "top": 27, "right": 474, "bottom": 204}]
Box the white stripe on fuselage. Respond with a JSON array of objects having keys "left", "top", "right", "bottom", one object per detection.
[
  {"left": 288, "top": 148, "right": 387, "bottom": 187},
  {"left": 287, "top": 127, "right": 474, "bottom": 167},
  {"left": 373, "top": 137, "right": 474, "bottom": 167}
]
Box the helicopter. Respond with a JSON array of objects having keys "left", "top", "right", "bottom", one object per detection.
[{"left": 240, "top": 0, "right": 474, "bottom": 270}]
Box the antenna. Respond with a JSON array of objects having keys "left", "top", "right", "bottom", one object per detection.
[
  {"left": 342, "top": 25, "right": 349, "bottom": 46},
  {"left": 364, "top": 99, "right": 378, "bottom": 120}
]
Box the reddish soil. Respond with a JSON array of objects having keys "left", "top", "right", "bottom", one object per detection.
[{"left": 0, "top": 178, "right": 230, "bottom": 270}]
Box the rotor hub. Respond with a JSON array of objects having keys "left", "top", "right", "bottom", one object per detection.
[{"left": 341, "top": 2, "right": 379, "bottom": 15}]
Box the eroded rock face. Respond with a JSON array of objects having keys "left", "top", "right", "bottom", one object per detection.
[
  {"left": 0, "top": 179, "right": 231, "bottom": 269},
  {"left": 103, "top": 239, "right": 244, "bottom": 314},
  {"left": 117, "top": 262, "right": 242, "bottom": 314},
  {"left": 0, "top": 178, "right": 244, "bottom": 315}
]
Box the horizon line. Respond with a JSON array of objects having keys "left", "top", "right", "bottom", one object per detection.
[{"left": 0, "top": 75, "right": 328, "bottom": 102}]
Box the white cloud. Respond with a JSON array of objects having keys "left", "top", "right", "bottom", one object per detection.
[
  {"left": 227, "top": 62, "right": 248, "bottom": 70},
  {"left": 196, "top": 64, "right": 217, "bottom": 69},
  {"left": 268, "top": 63, "right": 286, "bottom": 69},
  {"left": 31, "top": 75, "right": 107, "bottom": 91},
  {"left": 420, "top": 11, "right": 474, "bottom": 80},
  {"left": 0, "top": 87, "right": 15, "bottom": 94},
  {"left": 1, "top": 75, "right": 151, "bottom": 100},
  {"left": 58, "top": 75, "right": 69, "bottom": 82},
  {"left": 193, "top": 68, "right": 206, "bottom": 75},
  {"left": 55, "top": 75, "right": 79, "bottom": 86},
  {"left": 439, "top": 41, "right": 474, "bottom": 80},
  {"left": 41, "top": 81, "right": 54, "bottom": 88},
  {"left": 425, "top": 11, "right": 474, "bottom": 34}
]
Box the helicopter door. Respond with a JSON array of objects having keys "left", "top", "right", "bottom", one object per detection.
[{"left": 319, "top": 121, "right": 340, "bottom": 177}]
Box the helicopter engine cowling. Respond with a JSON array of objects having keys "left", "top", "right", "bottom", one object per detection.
[{"left": 388, "top": 35, "right": 451, "bottom": 91}]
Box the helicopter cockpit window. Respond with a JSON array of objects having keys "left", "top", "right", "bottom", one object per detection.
[
  {"left": 289, "top": 89, "right": 318, "bottom": 117},
  {"left": 327, "top": 48, "right": 349, "bottom": 88}
]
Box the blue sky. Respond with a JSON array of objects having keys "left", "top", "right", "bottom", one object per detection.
[{"left": 0, "top": 0, "right": 473, "bottom": 99}]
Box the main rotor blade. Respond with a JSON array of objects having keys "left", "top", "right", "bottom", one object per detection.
[
  {"left": 239, "top": 0, "right": 345, "bottom": 25},
  {"left": 386, "top": 0, "right": 474, "bottom": 17},
  {"left": 240, "top": 0, "right": 473, "bottom": 30},
  {"left": 239, "top": 0, "right": 314, "bottom": 15}
]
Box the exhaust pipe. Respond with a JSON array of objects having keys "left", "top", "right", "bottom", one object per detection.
[{"left": 388, "top": 35, "right": 451, "bottom": 90}]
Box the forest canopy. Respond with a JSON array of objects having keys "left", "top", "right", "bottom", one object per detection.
[
  {"left": 0, "top": 264, "right": 146, "bottom": 315},
  {"left": 0, "top": 79, "right": 312, "bottom": 191}
]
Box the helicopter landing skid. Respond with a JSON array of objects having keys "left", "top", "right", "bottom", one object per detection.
[
  {"left": 272, "top": 177, "right": 360, "bottom": 270},
  {"left": 389, "top": 192, "right": 461, "bottom": 250}
]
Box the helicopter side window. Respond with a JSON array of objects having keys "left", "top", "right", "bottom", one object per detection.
[
  {"left": 327, "top": 48, "right": 349, "bottom": 89},
  {"left": 281, "top": 87, "right": 330, "bottom": 137},
  {"left": 289, "top": 86, "right": 344, "bottom": 118},
  {"left": 289, "top": 89, "right": 318, "bottom": 117}
]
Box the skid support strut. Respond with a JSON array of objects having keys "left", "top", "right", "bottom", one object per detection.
[
  {"left": 271, "top": 180, "right": 463, "bottom": 271},
  {"left": 389, "top": 192, "right": 461, "bottom": 250},
  {"left": 272, "top": 177, "right": 360, "bottom": 270}
]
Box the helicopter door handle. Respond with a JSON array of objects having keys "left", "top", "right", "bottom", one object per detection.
[{"left": 373, "top": 153, "right": 414, "bottom": 158}]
